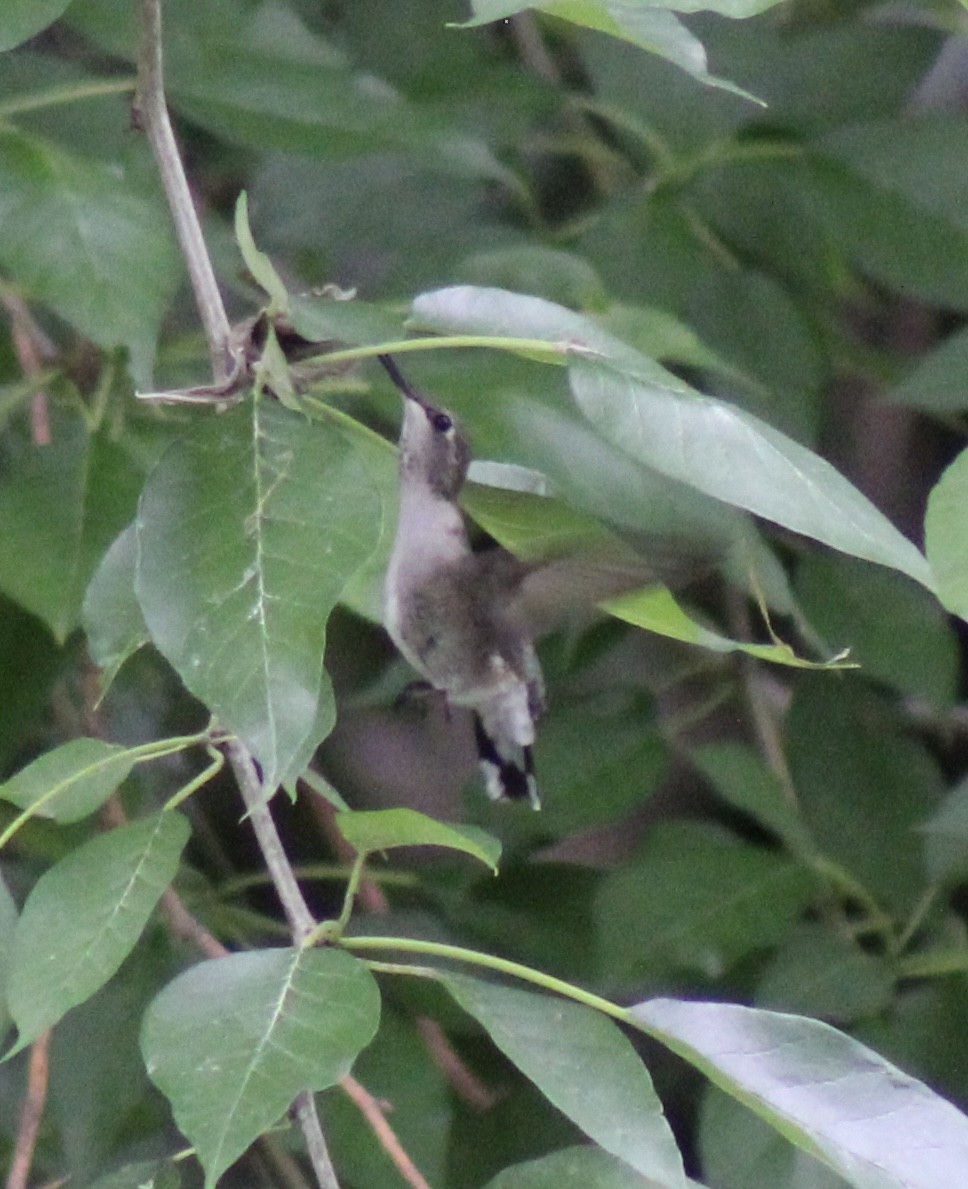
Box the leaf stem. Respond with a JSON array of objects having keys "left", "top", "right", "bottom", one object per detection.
[{"left": 340, "top": 935, "right": 630, "bottom": 1025}]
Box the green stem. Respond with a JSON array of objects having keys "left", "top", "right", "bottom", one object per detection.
[
  {"left": 163, "top": 745, "right": 225, "bottom": 811},
  {"left": 340, "top": 935, "right": 631, "bottom": 1024},
  {"left": 317, "top": 335, "right": 587, "bottom": 368},
  {"left": 335, "top": 853, "right": 367, "bottom": 935},
  {"left": 0, "top": 78, "right": 136, "bottom": 120}
]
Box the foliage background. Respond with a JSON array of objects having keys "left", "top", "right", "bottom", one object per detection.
[{"left": 4, "top": 0, "right": 968, "bottom": 1186}]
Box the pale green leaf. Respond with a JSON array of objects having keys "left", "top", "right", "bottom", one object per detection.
[
  {"left": 141, "top": 946, "right": 380, "bottom": 1188},
  {"left": 602, "top": 585, "right": 850, "bottom": 669},
  {"left": 631, "top": 998, "right": 968, "bottom": 1189},
  {"left": 335, "top": 808, "right": 501, "bottom": 872},
  {"left": 7, "top": 811, "right": 190, "bottom": 1052},
  {"left": 234, "top": 190, "right": 289, "bottom": 314}
]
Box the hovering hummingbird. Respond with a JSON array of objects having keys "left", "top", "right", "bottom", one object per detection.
[{"left": 380, "top": 354, "right": 544, "bottom": 808}]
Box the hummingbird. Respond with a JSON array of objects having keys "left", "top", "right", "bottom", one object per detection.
[{"left": 380, "top": 354, "right": 544, "bottom": 808}]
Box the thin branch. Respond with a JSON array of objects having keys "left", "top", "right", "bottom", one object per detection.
[
  {"left": 293, "top": 1093, "right": 340, "bottom": 1189},
  {"left": 5, "top": 1030, "right": 51, "bottom": 1189},
  {"left": 134, "top": 0, "right": 237, "bottom": 388},
  {"left": 414, "top": 1016, "right": 499, "bottom": 1112},
  {"left": 159, "top": 886, "right": 227, "bottom": 960},
  {"left": 339, "top": 1076, "right": 432, "bottom": 1189},
  {"left": 223, "top": 738, "right": 317, "bottom": 942}
]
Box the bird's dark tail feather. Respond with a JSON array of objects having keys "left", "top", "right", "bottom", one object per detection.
[{"left": 473, "top": 714, "right": 540, "bottom": 809}]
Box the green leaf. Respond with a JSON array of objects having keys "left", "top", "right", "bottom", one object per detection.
[
  {"left": 141, "top": 946, "right": 380, "bottom": 1188},
  {"left": 0, "top": 737, "right": 139, "bottom": 826},
  {"left": 754, "top": 924, "right": 894, "bottom": 1025},
  {"left": 234, "top": 190, "right": 289, "bottom": 315},
  {"left": 596, "top": 822, "right": 816, "bottom": 983},
  {"left": 83, "top": 1159, "right": 181, "bottom": 1189},
  {"left": 570, "top": 361, "right": 935, "bottom": 594},
  {"left": 699, "top": 1085, "right": 850, "bottom": 1189},
  {"left": 0, "top": 406, "right": 145, "bottom": 642},
  {"left": 442, "top": 973, "right": 687, "bottom": 1187},
  {"left": 484, "top": 1145, "right": 672, "bottom": 1188},
  {"left": 690, "top": 741, "right": 815, "bottom": 857},
  {"left": 602, "top": 584, "right": 849, "bottom": 669},
  {"left": 411, "top": 286, "right": 934, "bottom": 592},
  {"left": 891, "top": 327, "right": 968, "bottom": 414},
  {"left": 289, "top": 292, "right": 405, "bottom": 349},
  {"left": 787, "top": 680, "right": 944, "bottom": 913},
  {"left": 82, "top": 523, "right": 149, "bottom": 688},
  {"left": 918, "top": 776, "right": 968, "bottom": 884},
  {"left": 0, "top": 129, "right": 179, "bottom": 387},
  {"left": 6, "top": 811, "right": 190, "bottom": 1052},
  {"left": 631, "top": 997, "right": 968, "bottom": 1189},
  {"left": 926, "top": 447, "right": 968, "bottom": 622},
  {"left": 335, "top": 808, "right": 501, "bottom": 872},
  {"left": 135, "top": 400, "right": 384, "bottom": 791},
  {"left": 0, "top": 0, "right": 73, "bottom": 52},
  {"left": 794, "top": 553, "right": 958, "bottom": 708}
]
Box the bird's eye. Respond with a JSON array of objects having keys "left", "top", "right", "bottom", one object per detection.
[{"left": 431, "top": 412, "right": 452, "bottom": 433}]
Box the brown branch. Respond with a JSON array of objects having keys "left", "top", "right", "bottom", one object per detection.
[
  {"left": 339, "top": 1076, "right": 431, "bottom": 1189},
  {"left": 5, "top": 1030, "right": 51, "bottom": 1189},
  {"left": 414, "top": 1016, "right": 499, "bottom": 1112},
  {"left": 1, "top": 290, "right": 55, "bottom": 445}
]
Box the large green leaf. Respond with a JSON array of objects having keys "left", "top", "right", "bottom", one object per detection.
[
  {"left": 141, "top": 946, "right": 380, "bottom": 1188},
  {"left": 135, "top": 399, "right": 383, "bottom": 791},
  {"left": 0, "top": 0, "right": 73, "bottom": 50},
  {"left": 631, "top": 998, "right": 968, "bottom": 1189},
  {"left": 0, "top": 129, "right": 179, "bottom": 386},
  {"left": 0, "top": 406, "right": 144, "bottom": 641},
  {"left": 442, "top": 973, "right": 687, "bottom": 1187},
  {"left": 6, "top": 811, "right": 189, "bottom": 1053},
  {"left": 411, "top": 287, "right": 934, "bottom": 592}
]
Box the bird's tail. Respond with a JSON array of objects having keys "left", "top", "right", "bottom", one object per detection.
[{"left": 473, "top": 714, "right": 540, "bottom": 809}]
